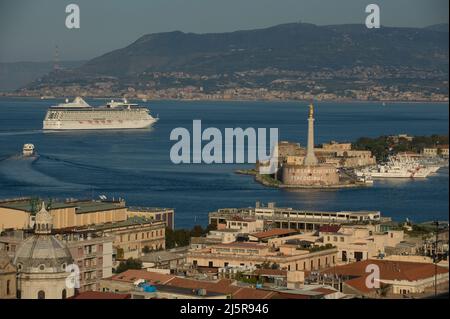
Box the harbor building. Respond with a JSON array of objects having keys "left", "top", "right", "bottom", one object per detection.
[
  {"left": 280, "top": 104, "right": 340, "bottom": 187},
  {"left": 209, "top": 202, "right": 384, "bottom": 232}
]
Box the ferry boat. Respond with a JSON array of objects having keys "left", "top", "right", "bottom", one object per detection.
[
  {"left": 22, "top": 144, "right": 35, "bottom": 157},
  {"left": 43, "top": 97, "right": 158, "bottom": 130}
]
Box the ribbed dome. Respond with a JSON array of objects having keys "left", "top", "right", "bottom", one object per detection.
[{"left": 13, "top": 235, "right": 73, "bottom": 273}]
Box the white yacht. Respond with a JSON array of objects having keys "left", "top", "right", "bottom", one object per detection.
[{"left": 43, "top": 97, "right": 158, "bottom": 130}]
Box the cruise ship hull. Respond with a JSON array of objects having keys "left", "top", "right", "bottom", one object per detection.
[{"left": 43, "top": 118, "right": 157, "bottom": 130}]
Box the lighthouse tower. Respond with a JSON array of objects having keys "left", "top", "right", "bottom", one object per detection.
[{"left": 303, "top": 103, "right": 318, "bottom": 166}]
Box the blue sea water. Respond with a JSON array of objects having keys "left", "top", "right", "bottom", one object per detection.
[{"left": 0, "top": 98, "right": 448, "bottom": 228}]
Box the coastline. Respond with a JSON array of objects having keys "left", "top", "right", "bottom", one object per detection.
[
  {"left": 0, "top": 94, "right": 448, "bottom": 104},
  {"left": 235, "top": 169, "right": 369, "bottom": 189}
]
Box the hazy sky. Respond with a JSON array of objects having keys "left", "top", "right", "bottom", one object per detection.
[{"left": 0, "top": 0, "right": 448, "bottom": 62}]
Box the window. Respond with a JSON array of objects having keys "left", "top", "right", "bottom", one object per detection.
[
  {"left": 208, "top": 261, "right": 213, "bottom": 267},
  {"left": 39, "top": 264, "right": 45, "bottom": 271},
  {"left": 62, "top": 289, "right": 67, "bottom": 299},
  {"left": 7, "top": 280, "right": 10, "bottom": 295},
  {"left": 38, "top": 290, "right": 45, "bottom": 299}
]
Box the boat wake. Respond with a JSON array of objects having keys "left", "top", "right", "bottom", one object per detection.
[
  {"left": 0, "top": 130, "right": 44, "bottom": 136},
  {"left": 0, "top": 155, "right": 88, "bottom": 189}
]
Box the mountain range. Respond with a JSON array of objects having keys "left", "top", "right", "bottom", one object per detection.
[
  {"left": 2, "top": 22, "right": 448, "bottom": 95},
  {"left": 75, "top": 22, "right": 449, "bottom": 76}
]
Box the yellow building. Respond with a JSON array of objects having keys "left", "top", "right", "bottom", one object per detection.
[{"left": 0, "top": 198, "right": 126, "bottom": 231}]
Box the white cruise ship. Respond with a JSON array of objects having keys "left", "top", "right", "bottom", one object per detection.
[{"left": 43, "top": 97, "right": 158, "bottom": 130}]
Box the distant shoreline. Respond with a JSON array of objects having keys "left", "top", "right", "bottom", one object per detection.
[{"left": 0, "top": 94, "right": 448, "bottom": 105}]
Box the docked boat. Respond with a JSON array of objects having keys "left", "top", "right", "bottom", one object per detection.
[
  {"left": 43, "top": 97, "right": 158, "bottom": 130},
  {"left": 356, "top": 155, "right": 433, "bottom": 179}
]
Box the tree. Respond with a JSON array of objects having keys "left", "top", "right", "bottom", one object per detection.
[
  {"left": 115, "top": 258, "right": 143, "bottom": 274},
  {"left": 190, "top": 225, "right": 204, "bottom": 237},
  {"left": 142, "top": 246, "right": 151, "bottom": 254}
]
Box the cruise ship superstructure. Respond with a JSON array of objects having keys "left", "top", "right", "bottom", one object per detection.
[{"left": 43, "top": 97, "right": 158, "bottom": 130}]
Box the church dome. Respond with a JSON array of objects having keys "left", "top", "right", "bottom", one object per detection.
[
  {"left": 12, "top": 201, "right": 73, "bottom": 273},
  {"left": 13, "top": 236, "right": 73, "bottom": 273}
]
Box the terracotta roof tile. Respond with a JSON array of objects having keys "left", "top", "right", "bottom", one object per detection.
[
  {"left": 69, "top": 291, "right": 131, "bottom": 299},
  {"left": 321, "top": 259, "right": 448, "bottom": 282},
  {"left": 111, "top": 269, "right": 175, "bottom": 284}
]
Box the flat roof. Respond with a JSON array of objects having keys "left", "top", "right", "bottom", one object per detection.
[
  {"left": 89, "top": 216, "right": 163, "bottom": 231},
  {"left": 214, "top": 242, "right": 267, "bottom": 249},
  {"left": 0, "top": 201, "right": 75, "bottom": 212},
  {"left": 250, "top": 228, "right": 298, "bottom": 239},
  {"left": 0, "top": 199, "right": 124, "bottom": 214}
]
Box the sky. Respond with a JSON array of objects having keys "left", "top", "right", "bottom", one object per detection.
[{"left": 0, "top": 0, "right": 448, "bottom": 63}]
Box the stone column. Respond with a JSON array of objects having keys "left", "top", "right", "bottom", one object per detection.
[{"left": 304, "top": 103, "right": 318, "bottom": 166}]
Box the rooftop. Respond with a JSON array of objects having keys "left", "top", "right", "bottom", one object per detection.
[
  {"left": 108, "top": 269, "right": 278, "bottom": 299},
  {"left": 250, "top": 228, "right": 298, "bottom": 240},
  {"left": 320, "top": 259, "right": 449, "bottom": 283},
  {"left": 69, "top": 291, "right": 131, "bottom": 299},
  {"left": 0, "top": 198, "right": 124, "bottom": 214},
  {"left": 213, "top": 242, "right": 268, "bottom": 249}
]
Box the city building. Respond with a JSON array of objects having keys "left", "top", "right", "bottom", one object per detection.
[
  {"left": 187, "top": 241, "right": 338, "bottom": 272},
  {"left": 0, "top": 198, "right": 127, "bottom": 231},
  {"left": 55, "top": 230, "right": 114, "bottom": 293},
  {"left": 0, "top": 197, "right": 175, "bottom": 232},
  {"left": 0, "top": 249, "right": 16, "bottom": 299},
  {"left": 141, "top": 248, "right": 187, "bottom": 270},
  {"left": 127, "top": 207, "right": 175, "bottom": 229},
  {"left": 421, "top": 146, "right": 448, "bottom": 158},
  {"left": 209, "top": 202, "right": 384, "bottom": 232},
  {"left": 320, "top": 225, "right": 404, "bottom": 262},
  {"left": 313, "top": 259, "right": 449, "bottom": 297},
  {"left": 0, "top": 197, "right": 167, "bottom": 259},
  {"left": 79, "top": 216, "right": 166, "bottom": 259}
]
